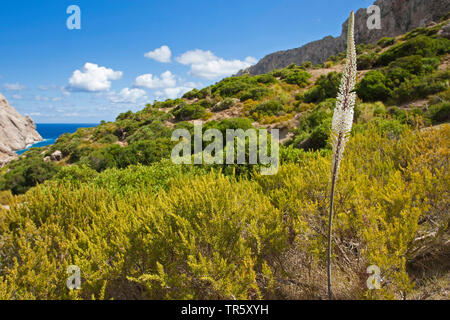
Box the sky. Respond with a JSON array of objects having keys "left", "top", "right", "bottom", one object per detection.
[{"left": 0, "top": 0, "right": 373, "bottom": 123}]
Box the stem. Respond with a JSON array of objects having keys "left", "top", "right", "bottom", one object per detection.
[{"left": 327, "top": 170, "right": 337, "bottom": 300}]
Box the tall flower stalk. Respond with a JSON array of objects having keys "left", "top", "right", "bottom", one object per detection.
[{"left": 327, "top": 11, "right": 357, "bottom": 300}]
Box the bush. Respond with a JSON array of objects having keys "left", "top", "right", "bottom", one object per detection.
[
  {"left": 240, "top": 87, "right": 270, "bottom": 101},
  {"left": 182, "top": 88, "right": 204, "bottom": 100},
  {"left": 116, "top": 110, "right": 134, "bottom": 121},
  {"left": 387, "top": 55, "right": 439, "bottom": 77},
  {"left": 0, "top": 190, "right": 12, "bottom": 205},
  {"left": 127, "top": 121, "right": 172, "bottom": 143},
  {"left": 213, "top": 77, "right": 254, "bottom": 97},
  {"left": 250, "top": 100, "right": 285, "bottom": 116},
  {"left": 377, "top": 36, "right": 450, "bottom": 66},
  {"left": 206, "top": 117, "right": 254, "bottom": 134},
  {"left": 255, "top": 74, "right": 276, "bottom": 84},
  {"left": 303, "top": 72, "right": 342, "bottom": 103},
  {"left": 390, "top": 74, "right": 448, "bottom": 104},
  {"left": 153, "top": 98, "right": 185, "bottom": 109},
  {"left": 0, "top": 155, "right": 60, "bottom": 194},
  {"left": 173, "top": 104, "right": 207, "bottom": 121},
  {"left": 54, "top": 165, "right": 99, "bottom": 184},
  {"left": 282, "top": 69, "right": 311, "bottom": 87},
  {"left": 272, "top": 66, "right": 311, "bottom": 87},
  {"left": 212, "top": 98, "right": 235, "bottom": 112},
  {"left": 356, "top": 71, "right": 391, "bottom": 102},
  {"left": 426, "top": 102, "right": 450, "bottom": 124},
  {"left": 357, "top": 52, "right": 378, "bottom": 70},
  {"left": 0, "top": 125, "right": 449, "bottom": 299},
  {"left": 377, "top": 37, "right": 395, "bottom": 48},
  {"left": 297, "top": 121, "right": 331, "bottom": 150}
]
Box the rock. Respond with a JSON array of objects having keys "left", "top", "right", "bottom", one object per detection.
[
  {"left": 437, "top": 22, "right": 450, "bottom": 39},
  {"left": 50, "top": 150, "right": 63, "bottom": 161},
  {"left": 0, "top": 93, "right": 42, "bottom": 167},
  {"left": 237, "top": 0, "right": 450, "bottom": 75}
]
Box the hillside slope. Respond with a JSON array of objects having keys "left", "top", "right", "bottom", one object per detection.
[
  {"left": 0, "top": 20, "right": 449, "bottom": 194},
  {"left": 0, "top": 21, "right": 449, "bottom": 300}
]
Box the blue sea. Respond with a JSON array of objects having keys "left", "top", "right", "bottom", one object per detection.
[{"left": 16, "top": 123, "right": 98, "bottom": 155}]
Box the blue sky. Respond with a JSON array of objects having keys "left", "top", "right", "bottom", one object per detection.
[{"left": 0, "top": 0, "right": 373, "bottom": 123}]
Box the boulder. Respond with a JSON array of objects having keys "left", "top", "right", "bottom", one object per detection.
[
  {"left": 437, "top": 22, "right": 450, "bottom": 39},
  {"left": 50, "top": 150, "right": 63, "bottom": 161}
]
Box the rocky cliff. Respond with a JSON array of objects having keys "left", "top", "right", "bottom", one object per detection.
[
  {"left": 238, "top": 0, "right": 450, "bottom": 76},
  {"left": 0, "top": 93, "right": 42, "bottom": 167}
]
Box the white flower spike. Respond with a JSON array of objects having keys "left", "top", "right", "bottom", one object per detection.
[
  {"left": 331, "top": 11, "right": 357, "bottom": 178},
  {"left": 327, "top": 11, "right": 357, "bottom": 300}
]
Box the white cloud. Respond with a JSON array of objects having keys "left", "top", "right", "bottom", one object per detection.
[
  {"left": 109, "top": 88, "right": 147, "bottom": 104},
  {"left": 133, "top": 71, "right": 176, "bottom": 89},
  {"left": 61, "top": 87, "right": 71, "bottom": 96},
  {"left": 3, "top": 83, "right": 26, "bottom": 91},
  {"left": 176, "top": 50, "right": 257, "bottom": 79},
  {"left": 155, "top": 85, "right": 194, "bottom": 100},
  {"left": 144, "top": 45, "right": 172, "bottom": 63},
  {"left": 39, "top": 84, "right": 58, "bottom": 91},
  {"left": 68, "top": 62, "right": 123, "bottom": 92},
  {"left": 35, "top": 95, "right": 49, "bottom": 101},
  {"left": 64, "top": 112, "right": 80, "bottom": 117},
  {"left": 12, "top": 94, "right": 23, "bottom": 100}
]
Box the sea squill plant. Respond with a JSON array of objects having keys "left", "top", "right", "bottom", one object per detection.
[{"left": 327, "top": 11, "right": 357, "bottom": 300}]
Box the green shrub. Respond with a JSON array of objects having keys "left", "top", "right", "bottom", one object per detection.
[
  {"left": 98, "top": 134, "right": 118, "bottom": 144},
  {"left": 182, "top": 88, "right": 204, "bottom": 100},
  {"left": 271, "top": 66, "right": 311, "bottom": 87},
  {"left": 390, "top": 74, "right": 448, "bottom": 104},
  {"left": 377, "top": 36, "right": 450, "bottom": 66},
  {"left": 377, "top": 37, "right": 395, "bottom": 48},
  {"left": 116, "top": 110, "right": 134, "bottom": 121},
  {"left": 357, "top": 52, "right": 378, "bottom": 70},
  {"left": 402, "top": 25, "right": 442, "bottom": 40},
  {"left": 356, "top": 71, "right": 391, "bottom": 102},
  {"left": 54, "top": 165, "right": 99, "bottom": 184},
  {"left": 282, "top": 69, "right": 311, "bottom": 87},
  {"left": 301, "top": 61, "right": 313, "bottom": 69},
  {"left": 387, "top": 55, "right": 439, "bottom": 77},
  {"left": 0, "top": 155, "right": 60, "bottom": 194},
  {"left": 127, "top": 121, "right": 172, "bottom": 143},
  {"left": 212, "top": 76, "right": 254, "bottom": 97},
  {"left": 240, "top": 87, "right": 270, "bottom": 101},
  {"left": 250, "top": 100, "right": 285, "bottom": 116},
  {"left": 212, "top": 98, "right": 235, "bottom": 112},
  {"left": 153, "top": 98, "right": 185, "bottom": 109},
  {"left": 426, "top": 102, "right": 450, "bottom": 124},
  {"left": 255, "top": 74, "right": 276, "bottom": 84},
  {"left": 303, "top": 72, "right": 342, "bottom": 103},
  {"left": 173, "top": 104, "right": 207, "bottom": 121}
]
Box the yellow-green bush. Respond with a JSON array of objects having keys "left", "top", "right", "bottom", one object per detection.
[{"left": 0, "top": 125, "right": 448, "bottom": 300}]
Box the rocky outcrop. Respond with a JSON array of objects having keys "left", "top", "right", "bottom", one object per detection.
[
  {"left": 238, "top": 0, "right": 450, "bottom": 76},
  {"left": 438, "top": 22, "right": 450, "bottom": 39},
  {"left": 0, "top": 93, "right": 42, "bottom": 167},
  {"left": 50, "top": 150, "right": 62, "bottom": 161}
]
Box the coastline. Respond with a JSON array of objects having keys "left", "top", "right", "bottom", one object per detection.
[{"left": 14, "top": 123, "right": 99, "bottom": 156}]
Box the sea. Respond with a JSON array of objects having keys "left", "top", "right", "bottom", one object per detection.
[{"left": 16, "top": 123, "right": 98, "bottom": 155}]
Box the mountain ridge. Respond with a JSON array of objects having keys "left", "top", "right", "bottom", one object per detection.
[{"left": 237, "top": 0, "right": 450, "bottom": 76}]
